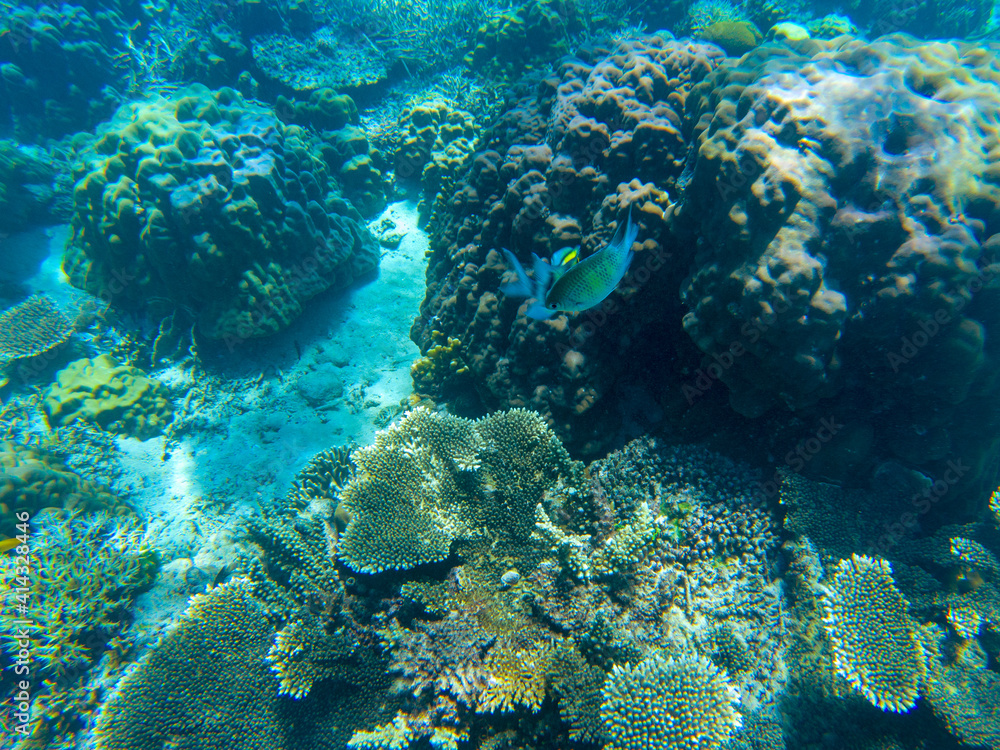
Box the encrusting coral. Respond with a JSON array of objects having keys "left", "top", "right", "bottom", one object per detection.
[{"left": 43, "top": 354, "right": 174, "bottom": 440}]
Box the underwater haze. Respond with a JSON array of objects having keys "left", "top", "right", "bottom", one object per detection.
[{"left": 3, "top": 0, "right": 1000, "bottom": 748}]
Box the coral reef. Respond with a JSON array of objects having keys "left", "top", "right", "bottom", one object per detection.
[
  {"left": 64, "top": 85, "right": 380, "bottom": 341},
  {"left": 414, "top": 34, "right": 723, "bottom": 455},
  {"left": 0, "top": 512, "right": 157, "bottom": 747},
  {"left": 0, "top": 3, "right": 128, "bottom": 140},
  {"left": 276, "top": 89, "right": 386, "bottom": 218},
  {"left": 0, "top": 295, "right": 75, "bottom": 388},
  {"left": 43, "top": 354, "right": 174, "bottom": 440},
  {"left": 600, "top": 654, "right": 742, "bottom": 750},
  {"left": 414, "top": 31, "right": 1000, "bottom": 494},
  {"left": 465, "top": 0, "right": 585, "bottom": 74},
  {"left": 0, "top": 440, "right": 131, "bottom": 538},
  {"left": 821, "top": 554, "right": 925, "bottom": 712},
  {"left": 0, "top": 141, "right": 62, "bottom": 231},
  {"left": 394, "top": 99, "right": 478, "bottom": 223}
]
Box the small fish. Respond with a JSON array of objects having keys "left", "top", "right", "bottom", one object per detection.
[{"left": 501, "top": 206, "right": 638, "bottom": 320}]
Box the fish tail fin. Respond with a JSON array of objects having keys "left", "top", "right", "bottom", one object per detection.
[{"left": 500, "top": 249, "right": 534, "bottom": 297}]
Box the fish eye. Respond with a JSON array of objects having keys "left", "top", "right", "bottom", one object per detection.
[{"left": 548, "top": 302, "right": 557, "bottom": 308}]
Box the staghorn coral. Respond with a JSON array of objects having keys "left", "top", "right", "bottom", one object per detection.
[
  {"left": 64, "top": 84, "right": 380, "bottom": 342},
  {"left": 337, "top": 407, "right": 586, "bottom": 574},
  {"left": 821, "top": 554, "right": 925, "bottom": 713},
  {"left": 0, "top": 295, "right": 74, "bottom": 387},
  {"left": 600, "top": 654, "right": 742, "bottom": 750},
  {"left": 43, "top": 354, "right": 174, "bottom": 440},
  {"left": 0, "top": 512, "right": 157, "bottom": 748},
  {"left": 685, "top": 0, "right": 747, "bottom": 35}
]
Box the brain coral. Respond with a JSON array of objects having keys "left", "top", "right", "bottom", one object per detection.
[
  {"left": 64, "top": 84, "right": 380, "bottom": 342},
  {"left": 600, "top": 654, "right": 741, "bottom": 750},
  {"left": 43, "top": 354, "right": 174, "bottom": 440},
  {"left": 821, "top": 554, "right": 925, "bottom": 713}
]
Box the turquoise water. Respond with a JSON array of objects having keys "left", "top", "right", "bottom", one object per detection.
[{"left": 1, "top": 1, "right": 1000, "bottom": 748}]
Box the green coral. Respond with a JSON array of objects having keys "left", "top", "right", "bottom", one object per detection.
[
  {"left": 465, "top": 0, "right": 584, "bottom": 74},
  {"left": 337, "top": 407, "right": 585, "bottom": 574},
  {"left": 686, "top": 0, "right": 746, "bottom": 34},
  {"left": 951, "top": 536, "right": 1000, "bottom": 579},
  {"left": 600, "top": 654, "right": 742, "bottom": 750},
  {"left": 43, "top": 354, "right": 174, "bottom": 440},
  {"left": 926, "top": 662, "right": 1000, "bottom": 749},
  {"left": 821, "top": 554, "right": 925, "bottom": 713},
  {"left": 0, "top": 141, "right": 61, "bottom": 232},
  {"left": 94, "top": 578, "right": 283, "bottom": 750}
]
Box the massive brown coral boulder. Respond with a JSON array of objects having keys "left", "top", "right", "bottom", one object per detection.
[
  {"left": 413, "top": 32, "right": 1000, "bottom": 501},
  {"left": 64, "top": 85, "right": 380, "bottom": 343},
  {"left": 414, "top": 36, "right": 724, "bottom": 455}
]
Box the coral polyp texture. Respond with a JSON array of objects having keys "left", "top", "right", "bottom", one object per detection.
[
  {"left": 600, "top": 654, "right": 741, "bottom": 750},
  {"left": 64, "top": 84, "right": 380, "bottom": 341},
  {"left": 337, "top": 406, "right": 585, "bottom": 573},
  {"left": 821, "top": 554, "right": 925, "bottom": 713},
  {"left": 415, "top": 31, "right": 1000, "bottom": 488}
]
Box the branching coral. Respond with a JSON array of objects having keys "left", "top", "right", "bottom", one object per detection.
[
  {"left": 821, "top": 554, "right": 925, "bottom": 713},
  {"left": 600, "top": 654, "right": 742, "bottom": 750},
  {"left": 337, "top": 407, "right": 586, "bottom": 573}
]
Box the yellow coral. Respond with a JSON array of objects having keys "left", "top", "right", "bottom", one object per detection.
[{"left": 43, "top": 354, "right": 173, "bottom": 440}]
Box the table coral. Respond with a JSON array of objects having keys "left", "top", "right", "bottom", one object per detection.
[
  {"left": 337, "top": 406, "right": 585, "bottom": 573},
  {"left": 0, "top": 295, "right": 75, "bottom": 387},
  {"left": 600, "top": 654, "right": 742, "bottom": 750},
  {"left": 821, "top": 554, "right": 925, "bottom": 713},
  {"left": 65, "top": 84, "right": 380, "bottom": 341},
  {"left": 43, "top": 354, "right": 174, "bottom": 440}
]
